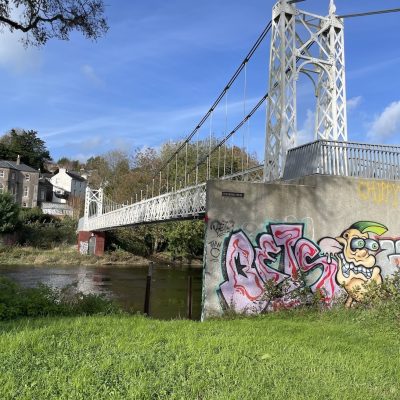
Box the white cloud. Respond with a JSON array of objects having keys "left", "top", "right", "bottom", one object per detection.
[
  {"left": 297, "top": 109, "right": 315, "bottom": 145},
  {"left": 347, "top": 96, "right": 362, "bottom": 112},
  {"left": 367, "top": 101, "right": 400, "bottom": 141},
  {"left": 81, "top": 64, "right": 103, "bottom": 87}
]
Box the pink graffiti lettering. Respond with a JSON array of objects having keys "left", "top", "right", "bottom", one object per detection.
[
  {"left": 218, "top": 223, "right": 341, "bottom": 313},
  {"left": 254, "top": 233, "right": 287, "bottom": 284},
  {"left": 270, "top": 224, "right": 303, "bottom": 278},
  {"left": 219, "top": 231, "right": 267, "bottom": 313}
]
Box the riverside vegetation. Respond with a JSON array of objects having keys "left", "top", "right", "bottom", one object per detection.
[
  {"left": 0, "top": 130, "right": 254, "bottom": 264},
  {"left": 0, "top": 194, "right": 204, "bottom": 265}
]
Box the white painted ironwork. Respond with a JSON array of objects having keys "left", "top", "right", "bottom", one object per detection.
[
  {"left": 80, "top": 166, "right": 267, "bottom": 232},
  {"left": 265, "top": 0, "right": 347, "bottom": 181},
  {"left": 81, "top": 184, "right": 206, "bottom": 232},
  {"left": 283, "top": 140, "right": 400, "bottom": 181},
  {"left": 84, "top": 187, "right": 103, "bottom": 222},
  {"left": 220, "top": 164, "right": 264, "bottom": 182}
]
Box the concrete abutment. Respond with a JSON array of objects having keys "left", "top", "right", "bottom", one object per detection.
[{"left": 202, "top": 175, "right": 400, "bottom": 319}]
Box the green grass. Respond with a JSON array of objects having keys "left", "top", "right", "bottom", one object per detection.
[{"left": 0, "top": 310, "right": 399, "bottom": 399}]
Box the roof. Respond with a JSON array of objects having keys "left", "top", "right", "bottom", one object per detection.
[
  {"left": 66, "top": 170, "right": 86, "bottom": 182},
  {"left": 39, "top": 177, "right": 53, "bottom": 186},
  {"left": 0, "top": 160, "right": 38, "bottom": 173}
]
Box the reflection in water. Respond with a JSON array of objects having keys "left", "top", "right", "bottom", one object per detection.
[{"left": 0, "top": 265, "right": 203, "bottom": 320}]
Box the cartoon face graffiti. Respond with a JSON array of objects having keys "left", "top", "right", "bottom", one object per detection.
[{"left": 319, "top": 221, "right": 387, "bottom": 307}]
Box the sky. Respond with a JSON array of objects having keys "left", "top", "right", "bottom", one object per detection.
[{"left": 0, "top": 0, "right": 399, "bottom": 162}]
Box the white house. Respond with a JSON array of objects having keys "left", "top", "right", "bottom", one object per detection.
[{"left": 50, "top": 168, "right": 87, "bottom": 204}]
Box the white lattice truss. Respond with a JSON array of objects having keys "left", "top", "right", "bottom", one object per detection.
[
  {"left": 79, "top": 167, "right": 264, "bottom": 232},
  {"left": 80, "top": 185, "right": 206, "bottom": 232},
  {"left": 265, "top": 0, "right": 347, "bottom": 181}
]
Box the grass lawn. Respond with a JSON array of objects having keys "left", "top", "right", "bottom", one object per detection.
[{"left": 0, "top": 311, "right": 399, "bottom": 399}]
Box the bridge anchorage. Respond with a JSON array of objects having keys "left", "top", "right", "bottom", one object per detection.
[{"left": 78, "top": 0, "right": 400, "bottom": 280}]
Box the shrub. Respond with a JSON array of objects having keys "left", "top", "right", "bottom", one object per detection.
[
  {"left": 0, "top": 277, "right": 121, "bottom": 320},
  {"left": 355, "top": 269, "right": 400, "bottom": 320},
  {"left": 0, "top": 192, "right": 19, "bottom": 233},
  {"left": 19, "top": 217, "right": 77, "bottom": 248}
]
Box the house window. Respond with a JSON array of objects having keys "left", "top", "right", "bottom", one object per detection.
[
  {"left": 0, "top": 170, "right": 4, "bottom": 178},
  {"left": 25, "top": 174, "right": 30, "bottom": 181},
  {"left": 22, "top": 202, "right": 27, "bottom": 208},
  {"left": 0, "top": 183, "right": 3, "bottom": 194},
  {"left": 23, "top": 187, "right": 29, "bottom": 197},
  {"left": 11, "top": 172, "right": 15, "bottom": 180},
  {"left": 40, "top": 190, "right": 46, "bottom": 201}
]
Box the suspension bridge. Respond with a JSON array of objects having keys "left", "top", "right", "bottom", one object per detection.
[{"left": 78, "top": 0, "right": 400, "bottom": 255}]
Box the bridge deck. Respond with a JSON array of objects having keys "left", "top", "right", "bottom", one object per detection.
[{"left": 79, "top": 183, "right": 206, "bottom": 232}]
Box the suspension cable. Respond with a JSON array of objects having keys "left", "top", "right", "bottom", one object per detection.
[
  {"left": 338, "top": 8, "right": 400, "bottom": 19},
  {"left": 190, "top": 93, "right": 268, "bottom": 174},
  {"left": 154, "top": 20, "right": 273, "bottom": 177},
  {"left": 242, "top": 62, "right": 247, "bottom": 172}
]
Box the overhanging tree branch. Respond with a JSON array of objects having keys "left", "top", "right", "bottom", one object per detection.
[{"left": 0, "top": 0, "right": 108, "bottom": 46}]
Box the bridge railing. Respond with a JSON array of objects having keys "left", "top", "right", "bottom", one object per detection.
[
  {"left": 283, "top": 140, "right": 400, "bottom": 181},
  {"left": 80, "top": 183, "right": 206, "bottom": 232}
]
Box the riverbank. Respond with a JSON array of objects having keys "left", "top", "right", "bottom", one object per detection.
[
  {"left": 0, "top": 245, "right": 203, "bottom": 267},
  {"left": 0, "top": 309, "right": 398, "bottom": 399}
]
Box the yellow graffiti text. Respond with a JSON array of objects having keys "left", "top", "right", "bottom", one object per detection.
[{"left": 358, "top": 181, "right": 400, "bottom": 207}]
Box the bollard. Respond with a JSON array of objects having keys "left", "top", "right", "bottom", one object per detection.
[
  {"left": 186, "top": 274, "right": 193, "bottom": 320},
  {"left": 144, "top": 262, "right": 153, "bottom": 316}
]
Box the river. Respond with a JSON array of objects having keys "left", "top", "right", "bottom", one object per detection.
[{"left": 0, "top": 264, "right": 203, "bottom": 320}]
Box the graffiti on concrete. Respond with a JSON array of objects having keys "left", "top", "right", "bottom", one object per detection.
[
  {"left": 208, "top": 240, "right": 222, "bottom": 260},
  {"left": 218, "top": 221, "right": 390, "bottom": 313},
  {"left": 210, "top": 220, "right": 235, "bottom": 237},
  {"left": 218, "top": 224, "right": 340, "bottom": 313},
  {"left": 357, "top": 180, "right": 400, "bottom": 207},
  {"left": 375, "top": 238, "right": 400, "bottom": 272},
  {"left": 319, "top": 221, "right": 387, "bottom": 307},
  {"left": 79, "top": 241, "right": 89, "bottom": 255}
]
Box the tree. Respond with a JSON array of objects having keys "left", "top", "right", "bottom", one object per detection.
[
  {"left": 0, "top": 193, "right": 20, "bottom": 233},
  {"left": 0, "top": 129, "right": 50, "bottom": 170},
  {"left": 165, "top": 221, "right": 205, "bottom": 259},
  {"left": 0, "top": 0, "right": 108, "bottom": 46},
  {"left": 57, "top": 157, "right": 82, "bottom": 171}
]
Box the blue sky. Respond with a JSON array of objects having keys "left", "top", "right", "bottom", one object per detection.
[{"left": 0, "top": 0, "right": 399, "bottom": 162}]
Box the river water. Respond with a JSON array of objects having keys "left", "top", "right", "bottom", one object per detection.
[{"left": 0, "top": 265, "right": 203, "bottom": 320}]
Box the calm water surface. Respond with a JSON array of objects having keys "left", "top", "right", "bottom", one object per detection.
[{"left": 0, "top": 264, "right": 203, "bottom": 320}]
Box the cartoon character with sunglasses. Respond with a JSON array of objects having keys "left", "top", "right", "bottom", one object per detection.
[{"left": 318, "top": 221, "right": 388, "bottom": 307}]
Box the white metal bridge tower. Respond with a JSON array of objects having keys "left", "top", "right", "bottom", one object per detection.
[{"left": 264, "top": 0, "right": 347, "bottom": 181}]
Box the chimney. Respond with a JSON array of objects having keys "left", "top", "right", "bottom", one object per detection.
[{"left": 16, "top": 155, "right": 21, "bottom": 165}]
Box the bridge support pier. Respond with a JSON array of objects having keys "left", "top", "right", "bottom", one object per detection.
[{"left": 77, "top": 231, "right": 105, "bottom": 256}]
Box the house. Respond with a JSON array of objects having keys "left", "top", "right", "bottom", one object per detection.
[
  {"left": 50, "top": 168, "right": 87, "bottom": 204},
  {"left": 0, "top": 156, "right": 39, "bottom": 208},
  {"left": 37, "top": 174, "right": 54, "bottom": 204}
]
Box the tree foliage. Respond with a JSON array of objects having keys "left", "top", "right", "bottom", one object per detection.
[
  {"left": 57, "top": 157, "right": 83, "bottom": 171},
  {"left": 0, "top": 0, "right": 108, "bottom": 46},
  {"left": 165, "top": 221, "right": 205, "bottom": 258},
  {"left": 0, "top": 193, "right": 20, "bottom": 233},
  {"left": 84, "top": 140, "right": 258, "bottom": 259},
  {"left": 0, "top": 129, "right": 50, "bottom": 170}
]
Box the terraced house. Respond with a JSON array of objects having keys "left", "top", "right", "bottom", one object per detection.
[{"left": 0, "top": 156, "right": 39, "bottom": 208}]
